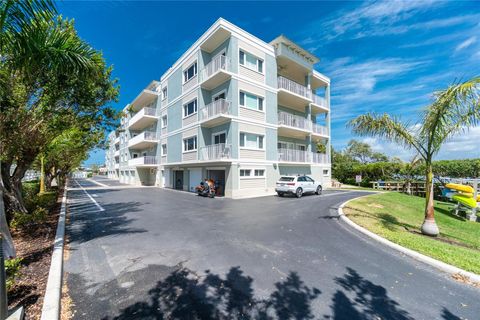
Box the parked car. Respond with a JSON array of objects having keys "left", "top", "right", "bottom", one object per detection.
[{"left": 275, "top": 175, "right": 322, "bottom": 198}]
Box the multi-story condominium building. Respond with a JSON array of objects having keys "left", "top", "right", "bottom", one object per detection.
[{"left": 106, "top": 18, "right": 331, "bottom": 198}]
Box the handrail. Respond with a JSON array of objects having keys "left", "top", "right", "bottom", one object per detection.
[
  {"left": 278, "top": 112, "right": 311, "bottom": 130},
  {"left": 200, "top": 143, "right": 231, "bottom": 160},
  {"left": 201, "top": 55, "right": 230, "bottom": 81},
  {"left": 277, "top": 76, "right": 311, "bottom": 99},
  {"left": 200, "top": 99, "right": 231, "bottom": 121}
]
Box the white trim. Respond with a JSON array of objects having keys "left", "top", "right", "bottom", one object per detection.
[
  {"left": 239, "top": 90, "right": 265, "bottom": 112},
  {"left": 239, "top": 131, "right": 265, "bottom": 150},
  {"left": 182, "top": 97, "right": 198, "bottom": 119},
  {"left": 212, "top": 89, "right": 227, "bottom": 101},
  {"left": 161, "top": 18, "right": 275, "bottom": 81},
  {"left": 182, "top": 60, "right": 198, "bottom": 84},
  {"left": 212, "top": 130, "right": 227, "bottom": 145},
  {"left": 182, "top": 135, "right": 198, "bottom": 153},
  {"left": 239, "top": 48, "right": 264, "bottom": 75}
]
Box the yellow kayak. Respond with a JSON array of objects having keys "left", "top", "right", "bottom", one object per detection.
[
  {"left": 445, "top": 183, "right": 474, "bottom": 194},
  {"left": 453, "top": 192, "right": 480, "bottom": 201},
  {"left": 452, "top": 194, "right": 478, "bottom": 209}
]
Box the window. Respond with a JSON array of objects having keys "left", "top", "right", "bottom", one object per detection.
[
  {"left": 254, "top": 169, "right": 265, "bottom": 177},
  {"left": 161, "top": 144, "right": 167, "bottom": 155},
  {"left": 162, "top": 87, "right": 168, "bottom": 100},
  {"left": 161, "top": 115, "right": 168, "bottom": 128},
  {"left": 132, "top": 153, "right": 138, "bottom": 159},
  {"left": 323, "top": 169, "right": 329, "bottom": 176},
  {"left": 183, "top": 62, "right": 197, "bottom": 83},
  {"left": 239, "top": 50, "right": 263, "bottom": 73},
  {"left": 213, "top": 132, "right": 226, "bottom": 144},
  {"left": 240, "top": 132, "right": 264, "bottom": 149},
  {"left": 305, "top": 176, "right": 314, "bottom": 182},
  {"left": 240, "top": 91, "right": 263, "bottom": 111},
  {"left": 297, "top": 176, "right": 306, "bottom": 182},
  {"left": 183, "top": 99, "right": 197, "bottom": 117},
  {"left": 240, "top": 169, "right": 251, "bottom": 177},
  {"left": 183, "top": 136, "right": 197, "bottom": 152}
]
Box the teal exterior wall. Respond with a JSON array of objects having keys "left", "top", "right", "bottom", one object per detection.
[
  {"left": 167, "top": 67, "right": 183, "bottom": 101},
  {"left": 265, "top": 54, "right": 277, "bottom": 88},
  {"left": 167, "top": 133, "right": 182, "bottom": 163},
  {"left": 265, "top": 91, "right": 277, "bottom": 125},
  {"left": 266, "top": 128, "right": 278, "bottom": 161},
  {"left": 167, "top": 100, "right": 182, "bottom": 132}
]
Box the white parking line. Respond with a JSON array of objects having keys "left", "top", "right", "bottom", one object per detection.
[
  {"left": 87, "top": 178, "right": 109, "bottom": 187},
  {"left": 75, "top": 180, "right": 105, "bottom": 212}
]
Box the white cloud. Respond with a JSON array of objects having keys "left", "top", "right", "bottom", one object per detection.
[{"left": 454, "top": 36, "right": 477, "bottom": 52}]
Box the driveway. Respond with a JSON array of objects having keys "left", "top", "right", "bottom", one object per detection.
[{"left": 64, "top": 179, "right": 479, "bottom": 319}]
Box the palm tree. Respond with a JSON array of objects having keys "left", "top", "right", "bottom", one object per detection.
[{"left": 348, "top": 77, "right": 480, "bottom": 236}]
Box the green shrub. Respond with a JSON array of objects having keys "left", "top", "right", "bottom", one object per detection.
[
  {"left": 5, "top": 258, "right": 23, "bottom": 291},
  {"left": 11, "top": 207, "right": 48, "bottom": 229},
  {"left": 87, "top": 172, "right": 93, "bottom": 178},
  {"left": 34, "top": 192, "right": 57, "bottom": 210}
]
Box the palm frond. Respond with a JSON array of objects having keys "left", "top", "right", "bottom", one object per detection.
[
  {"left": 422, "top": 76, "right": 480, "bottom": 154},
  {"left": 348, "top": 113, "right": 427, "bottom": 158}
]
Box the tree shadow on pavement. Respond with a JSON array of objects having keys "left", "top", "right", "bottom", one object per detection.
[{"left": 67, "top": 192, "right": 146, "bottom": 244}]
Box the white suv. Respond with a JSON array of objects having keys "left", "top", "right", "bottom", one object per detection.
[{"left": 275, "top": 175, "right": 323, "bottom": 198}]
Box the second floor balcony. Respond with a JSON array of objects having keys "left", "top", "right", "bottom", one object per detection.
[
  {"left": 278, "top": 149, "right": 329, "bottom": 164},
  {"left": 200, "top": 55, "right": 232, "bottom": 90},
  {"left": 311, "top": 94, "right": 328, "bottom": 112},
  {"left": 128, "top": 156, "right": 159, "bottom": 167},
  {"left": 278, "top": 112, "right": 311, "bottom": 138},
  {"left": 128, "top": 131, "right": 158, "bottom": 149},
  {"left": 199, "top": 143, "right": 232, "bottom": 161},
  {"left": 128, "top": 107, "right": 158, "bottom": 130},
  {"left": 199, "top": 99, "right": 232, "bottom": 127},
  {"left": 312, "top": 123, "right": 329, "bottom": 137}
]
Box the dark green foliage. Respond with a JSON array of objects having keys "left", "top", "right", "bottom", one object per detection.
[{"left": 5, "top": 257, "right": 23, "bottom": 290}]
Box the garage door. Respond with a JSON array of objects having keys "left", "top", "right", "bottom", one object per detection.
[{"left": 189, "top": 168, "right": 202, "bottom": 192}]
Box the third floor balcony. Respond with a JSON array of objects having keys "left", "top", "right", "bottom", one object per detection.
[
  {"left": 277, "top": 111, "right": 311, "bottom": 138},
  {"left": 200, "top": 55, "right": 232, "bottom": 90},
  {"left": 199, "top": 98, "right": 232, "bottom": 127},
  {"left": 128, "top": 107, "right": 158, "bottom": 130},
  {"left": 128, "top": 131, "right": 158, "bottom": 149},
  {"left": 277, "top": 76, "right": 312, "bottom": 110}
]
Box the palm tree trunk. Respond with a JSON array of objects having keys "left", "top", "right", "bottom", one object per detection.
[
  {"left": 421, "top": 165, "right": 439, "bottom": 236},
  {"left": 39, "top": 155, "right": 45, "bottom": 193}
]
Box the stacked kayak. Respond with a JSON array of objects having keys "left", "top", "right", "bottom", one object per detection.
[{"left": 445, "top": 183, "right": 478, "bottom": 209}]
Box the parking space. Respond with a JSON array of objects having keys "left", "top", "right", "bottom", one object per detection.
[{"left": 64, "top": 179, "right": 479, "bottom": 319}]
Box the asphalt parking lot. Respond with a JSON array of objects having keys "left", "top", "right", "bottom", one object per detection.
[{"left": 64, "top": 178, "right": 479, "bottom": 319}]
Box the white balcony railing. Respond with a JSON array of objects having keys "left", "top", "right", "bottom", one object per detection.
[
  {"left": 312, "top": 153, "right": 329, "bottom": 164},
  {"left": 278, "top": 76, "right": 311, "bottom": 99},
  {"left": 128, "top": 156, "right": 159, "bottom": 166},
  {"left": 312, "top": 123, "right": 329, "bottom": 136},
  {"left": 312, "top": 94, "right": 327, "bottom": 108},
  {"left": 200, "top": 143, "right": 231, "bottom": 161},
  {"left": 278, "top": 112, "right": 311, "bottom": 131},
  {"left": 200, "top": 99, "right": 231, "bottom": 121},
  {"left": 128, "top": 107, "right": 158, "bottom": 127},
  {"left": 278, "top": 148, "right": 310, "bottom": 163},
  {"left": 201, "top": 55, "right": 231, "bottom": 81},
  {"left": 128, "top": 131, "right": 157, "bottom": 147},
  {"left": 114, "top": 137, "right": 120, "bottom": 145},
  {"left": 114, "top": 150, "right": 120, "bottom": 157}
]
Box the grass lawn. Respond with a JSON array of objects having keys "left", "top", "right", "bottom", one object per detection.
[{"left": 343, "top": 192, "right": 480, "bottom": 274}]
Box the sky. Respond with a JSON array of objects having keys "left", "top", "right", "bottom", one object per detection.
[{"left": 55, "top": 0, "right": 480, "bottom": 166}]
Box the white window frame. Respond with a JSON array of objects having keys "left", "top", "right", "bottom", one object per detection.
[
  {"left": 183, "top": 98, "right": 198, "bottom": 118},
  {"left": 212, "top": 131, "right": 227, "bottom": 145},
  {"left": 239, "top": 90, "right": 264, "bottom": 112},
  {"left": 239, "top": 132, "right": 264, "bottom": 150},
  {"left": 239, "top": 49, "right": 264, "bottom": 74},
  {"left": 161, "top": 115, "right": 168, "bottom": 128},
  {"left": 183, "top": 61, "right": 198, "bottom": 84},
  {"left": 239, "top": 168, "right": 266, "bottom": 179},
  {"left": 212, "top": 89, "right": 227, "bottom": 101},
  {"left": 161, "top": 143, "right": 167, "bottom": 156},
  {"left": 183, "top": 135, "right": 197, "bottom": 153},
  {"left": 162, "top": 87, "right": 168, "bottom": 100}
]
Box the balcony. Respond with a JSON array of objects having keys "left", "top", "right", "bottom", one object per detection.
[
  {"left": 311, "top": 94, "right": 329, "bottom": 113},
  {"left": 277, "top": 76, "right": 312, "bottom": 111},
  {"left": 128, "top": 131, "right": 158, "bottom": 149},
  {"left": 312, "top": 123, "right": 329, "bottom": 137},
  {"left": 277, "top": 112, "right": 311, "bottom": 139},
  {"left": 131, "top": 81, "right": 160, "bottom": 108},
  {"left": 200, "top": 55, "right": 232, "bottom": 90},
  {"left": 312, "top": 153, "right": 329, "bottom": 164},
  {"left": 114, "top": 163, "right": 120, "bottom": 169},
  {"left": 114, "top": 136, "right": 120, "bottom": 145},
  {"left": 199, "top": 143, "right": 232, "bottom": 161},
  {"left": 128, "top": 156, "right": 159, "bottom": 167},
  {"left": 128, "top": 107, "right": 158, "bottom": 130},
  {"left": 114, "top": 150, "right": 120, "bottom": 157},
  {"left": 278, "top": 148, "right": 310, "bottom": 163},
  {"left": 199, "top": 99, "right": 232, "bottom": 127}
]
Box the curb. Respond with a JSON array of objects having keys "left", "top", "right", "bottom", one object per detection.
[
  {"left": 40, "top": 187, "right": 67, "bottom": 320},
  {"left": 338, "top": 196, "right": 480, "bottom": 284}
]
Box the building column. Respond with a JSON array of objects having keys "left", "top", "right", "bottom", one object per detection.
[{"left": 326, "top": 84, "right": 331, "bottom": 163}]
